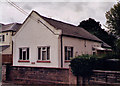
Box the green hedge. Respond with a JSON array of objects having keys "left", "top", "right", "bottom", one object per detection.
[{"left": 70, "top": 54, "right": 120, "bottom": 77}]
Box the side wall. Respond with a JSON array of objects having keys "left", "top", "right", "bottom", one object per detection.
[
  {"left": 13, "top": 12, "right": 60, "bottom": 68},
  {"left": 0, "top": 32, "right": 12, "bottom": 46},
  {"left": 0, "top": 32, "right": 13, "bottom": 54},
  {"left": 62, "top": 36, "right": 101, "bottom": 68}
]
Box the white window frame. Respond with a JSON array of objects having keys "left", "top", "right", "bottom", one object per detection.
[
  {"left": 19, "top": 47, "right": 29, "bottom": 60},
  {"left": 0, "top": 35, "right": 5, "bottom": 42},
  {"left": 65, "top": 46, "right": 73, "bottom": 61},
  {"left": 38, "top": 46, "right": 50, "bottom": 61}
]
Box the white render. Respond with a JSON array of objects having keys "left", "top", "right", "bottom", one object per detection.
[
  {"left": 13, "top": 12, "right": 61, "bottom": 68},
  {"left": 62, "top": 36, "right": 101, "bottom": 68},
  {"left": 0, "top": 32, "right": 13, "bottom": 54},
  {"left": 13, "top": 11, "right": 102, "bottom": 68}
]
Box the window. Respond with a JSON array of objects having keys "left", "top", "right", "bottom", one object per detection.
[
  {"left": 19, "top": 48, "right": 29, "bottom": 60},
  {"left": 65, "top": 46, "right": 73, "bottom": 60},
  {"left": 0, "top": 35, "right": 5, "bottom": 42},
  {"left": 38, "top": 47, "right": 50, "bottom": 61},
  {"left": 93, "top": 52, "right": 96, "bottom": 55},
  {"left": 2, "top": 35, "right": 5, "bottom": 42}
]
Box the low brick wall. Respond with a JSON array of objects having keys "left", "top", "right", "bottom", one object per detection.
[
  {"left": 5, "top": 66, "right": 75, "bottom": 85},
  {"left": 2, "top": 65, "right": 6, "bottom": 82},
  {"left": 3, "top": 65, "right": 120, "bottom": 85}
]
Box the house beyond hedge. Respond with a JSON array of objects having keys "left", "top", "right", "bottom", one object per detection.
[{"left": 13, "top": 11, "right": 111, "bottom": 68}]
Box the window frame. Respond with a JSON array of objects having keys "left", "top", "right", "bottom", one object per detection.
[
  {"left": 65, "top": 46, "right": 73, "bottom": 61},
  {"left": 37, "top": 46, "right": 50, "bottom": 62},
  {"left": 2, "top": 35, "right": 5, "bottom": 42},
  {"left": 0, "top": 35, "right": 5, "bottom": 42},
  {"left": 18, "top": 47, "right": 30, "bottom": 62}
]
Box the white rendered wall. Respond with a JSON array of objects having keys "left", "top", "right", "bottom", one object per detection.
[
  {"left": 0, "top": 32, "right": 12, "bottom": 54},
  {"left": 62, "top": 36, "right": 101, "bottom": 68},
  {"left": 13, "top": 12, "right": 61, "bottom": 68}
]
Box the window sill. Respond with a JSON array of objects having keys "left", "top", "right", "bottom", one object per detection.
[
  {"left": 37, "top": 60, "right": 51, "bottom": 63},
  {"left": 65, "top": 60, "right": 71, "bottom": 63},
  {"left": 18, "top": 60, "right": 30, "bottom": 62}
]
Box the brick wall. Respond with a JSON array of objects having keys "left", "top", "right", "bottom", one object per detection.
[
  {"left": 2, "top": 65, "right": 6, "bottom": 82},
  {"left": 2, "top": 65, "right": 120, "bottom": 85},
  {"left": 5, "top": 66, "right": 75, "bottom": 85}
]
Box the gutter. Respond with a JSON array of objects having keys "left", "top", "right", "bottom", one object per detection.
[{"left": 62, "top": 34, "right": 102, "bottom": 43}]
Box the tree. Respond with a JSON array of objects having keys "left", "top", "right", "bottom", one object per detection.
[
  {"left": 115, "top": 39, "right": 120, "bottom": 54},
  {"left": 105, "top": 2, "right": 120, "bottom": 55},
  {"left": 78, "top": 18, "right": 101, "bottom": 34},
  {"left": 70, "top": 55, "right": 96, "bottom": 86},
  {"left": 78, "top": 18, "right": 116, "bottom": 49},
  {"left": 105, "top": 2, "right": 120, "bottom": 37}
]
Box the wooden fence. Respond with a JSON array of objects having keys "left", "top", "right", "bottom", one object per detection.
[
  {"left": 2, "top": 54, "right": 13, "bottom": 65},
  {"left": 90, "top": 70, "right": 120, "bottom": 85}
]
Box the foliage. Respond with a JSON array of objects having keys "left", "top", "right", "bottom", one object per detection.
[
  {"left": 78, "top": 18, "right": 117, "bottom": 50},
  {"left": 70, "top": 54, "right": 97, "bottom": 78},
  {"left": 105, "top": 2, "right": 120, "bottom": 37},
  {"left": 70, "top": 54, "right": 120, "bottom": 77},
  {"left": 78, "top": 18, "right": 101, "bottom": 34},
  {"left": 96, "top": 52, "right": 119, "bottom": 60},
  {"left": 95, "top": 58, "right": 120, "bottom": 71},
  {"left": 70, "top": 54, "right": 120, "bottom": 85},
  {"left": 115, "top": 39, "right": 120, "bottom": 54}
]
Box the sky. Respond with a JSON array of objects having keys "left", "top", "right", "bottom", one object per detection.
[{"left": 0, "top": 0, "right": 118, "bottom": 29}]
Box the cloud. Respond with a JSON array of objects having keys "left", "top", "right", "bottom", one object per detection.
[
  {"left": 1, "top": 0, "right": 117, "bottom": 2},
  {"left": 0, "top": 1, "right": 116, "bottom": 29}
]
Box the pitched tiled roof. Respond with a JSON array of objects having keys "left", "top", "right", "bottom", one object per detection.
[
  {"left": 102, "top": 42, "right": 111, "bottom": 48},
  {"left": 34, "top": 11, "right": 102, "bottom": 43},
  {"left": 0, "top": 23, "right": 22, "bottom": 32}
]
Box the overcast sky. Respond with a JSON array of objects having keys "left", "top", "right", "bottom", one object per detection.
[{"left": 0, "top": 0, "right": 118, "bottom": 28}]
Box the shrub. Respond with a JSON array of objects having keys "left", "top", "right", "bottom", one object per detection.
[{"left": 70, "top": 54, "right": 97, "bottom": 77}]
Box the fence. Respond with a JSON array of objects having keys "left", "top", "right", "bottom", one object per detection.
[
  {"left": 90, "top": 70, "right": 120, "bottom": 85},
  {"left": 2, "top": 54, "right": 13, "bottom": 64}
]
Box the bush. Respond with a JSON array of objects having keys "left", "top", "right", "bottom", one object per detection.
[
  {"left": 70, "top": 54, "right": 120, "bottom": 76},
  {"left": 94, "top": 58, "right": 120, "bottom": 71},
  {"left": 70, "top": 54, "right": 97, "bottom": 77},
  {"left": 102, "top": 53, "right": 120, "bottom": 60}
]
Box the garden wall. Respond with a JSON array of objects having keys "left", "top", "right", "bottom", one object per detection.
[
  {"left": 2, "top": 65, "right": 77, "bottom": 85},
  {"left": 2, "top": 65, "right": 120, "bottom": 85}
]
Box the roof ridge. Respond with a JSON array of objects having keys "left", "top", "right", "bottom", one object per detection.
[
  {"left": 32, "top": 11, "right": 102, "bottom": 43},
  {"left": 33, "top": 10, "right": 78, "bottom": 28},
  {"left": 9, "top": 23, "right": 16, "bottom": 30}
]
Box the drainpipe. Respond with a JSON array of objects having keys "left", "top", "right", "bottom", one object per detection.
[
  {"left": 61, "top": 35, "right": 63, "bottom": 68},
  {"left": 12, "top": 31, "right": 14, "bottom": 55}
]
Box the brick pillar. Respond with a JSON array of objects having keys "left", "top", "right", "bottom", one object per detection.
[
  {"left": 2, "top": 65, "right": 6, "bottom": 82},
  {"left": 69, "top": 67, "right": 77, "bottom": 85}
]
